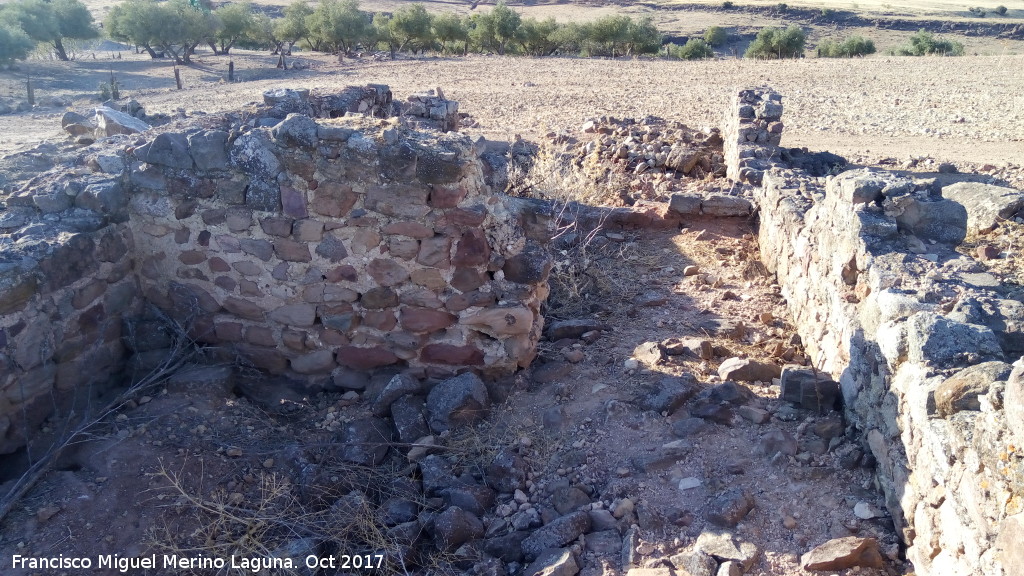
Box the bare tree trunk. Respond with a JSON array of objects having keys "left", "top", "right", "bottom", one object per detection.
[{"left": 174, "top": 67, "right": 182, "bottom": 89}]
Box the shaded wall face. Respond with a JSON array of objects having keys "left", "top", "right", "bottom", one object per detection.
[
  {"left": 128, "top": 116, "right": 550, "bottom": 383},
  {"left": 0, "top": 223, "right": 140, "bottom": 454}
]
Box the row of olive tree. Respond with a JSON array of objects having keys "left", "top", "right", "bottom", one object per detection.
[
  {"left": 106, "top": 0, "right": 664, "bottom": 63},
  {"left": 0, "top": 0, "right": 99, "bottom": 64}
]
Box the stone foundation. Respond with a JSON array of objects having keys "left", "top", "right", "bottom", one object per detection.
[
  {"left": 746, "top": 92, "right": 1024, "bottom": 575},
  {"left": 0, "top": 85, "right": 551, "bottom": 454}
]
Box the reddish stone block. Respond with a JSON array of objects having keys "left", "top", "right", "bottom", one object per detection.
[
  {"left": 176, "top": 267, "right": 209, "bottom": 281},
  {"left": 446, "top": 291, "right": 496, "bottom": 313},
  {"left": 451, "top": 267, "right": 487, "bottom": 292},
  {"left": 282, "top": 329, "right": 307, "bottom": 351},
  {"left": 453, "top": 229, "right": 490, "bottom": 267},
  {"left": 388, "top": 237, "right": 419, "bottom": 260},
  {"left": 429, "top": 184, "right": 468, "bottom": 209},
  {"left": 214, "top": 276, "right": 237, "bottom": 292},
  {"left": 367, "top": 259, "right": 410, "bottom": 286},
  {"left": 310, "top": 182, "right": 357, "bottom": 218},
  {"left": 238, "top": 279, "right": 263, "bottom": 297},
  {"left": 281, "top": 185, "right": 309, "bottom": 219},
  {"left": 208, "top": 257, "right": 231, "bottom": 272},
  {"left": 283, "top": 153, "right": 315, "bottom": 181},
  {"left": 410, "top": 268, "right": 446, "bottom": 291},
  {"left": 363, "top": 309, "right": 397, "bottom": 331},
  {"left": 382, "top": 221, "right": 434, "bottom": 238},
  {"left": 445, "top": 208, "right": 487, "bottom": 227},
  {"left": 350, "top": 228, "right": 382, "bottom": 255},
  {"left": 319, "top": 327, "right": 350, "bottom": 346},
  {"left": 274, "top": 239, "right": 312, "bottom": 262},
  {"left": 222, "top": 296, "right": 265, "bottom": 321},
  {"left": 336, "top": 346, "right": 400, "bottom": 371},
  {"left": 400, "top": 306, "right": 456, "bottom": 333},
  {"left": 400, "top": 287, "right": 443, "bottom": 308},
  {"left": 421, "top": 344, "right": 485, "bottom": 366},
  {"left": 417, "top": 235, "right": 451, "bottom": 268},
  {"left": 292, "top": 219, "right": 324, "bottom": 242},
  {"left": 364, "top": 184, "right": 430, "bottom": 218},
  {"left": 326, "top": 265, "right": 358, "bottom": 282},
  {"left": 178, "top": 250, "right": 207, "bottom": 265},
  {"left": 260, "top": 217, "right": 294, "bottom": 237},
  {"left": 361, "top": 287, "right": 398, "bottom": 309},
  {"left": 290, "top": 350, "right": 336, "bottom": 374},
  {"left": 245, "top": 326, "right": 276, "bottom": 347}
]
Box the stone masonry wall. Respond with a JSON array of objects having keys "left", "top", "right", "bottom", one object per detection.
[
  {"left": 722, "top": 88, "right": 784, "bottom": 185},
  {"left": 128, "top": 113, "right": 550, "bottom": 383},
  {"left": 0, "top": 217, "right": 140, "bottom": 454},
  {"left": 0, "top": 85, "right": 551, "bottom": 455},
  {"left": 755, "top": 165, "right": 1024, "bottom": 575}
]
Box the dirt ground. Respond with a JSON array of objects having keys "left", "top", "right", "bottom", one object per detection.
[
  {"left": 0, "top": 215, "right": 905, "bottom": 576},
  {"left": 3, "top": 49, "right": 1024, "bottom": 170}
]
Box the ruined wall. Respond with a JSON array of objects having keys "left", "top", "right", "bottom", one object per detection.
[
  {"left": 0, "top": 215, "right": 140, "bottom": 454},
  {"left": 722, "top": 88, "right": 783, "bottom": 186},
  {"left": 755, "top": 166, "right": 1024, "bottom": 575},
  {"left": 128, "top": 113, "right": 550, "bottom": 383},
  {"left": 0, "top": 86, "right": 550, "bottom": 454}
]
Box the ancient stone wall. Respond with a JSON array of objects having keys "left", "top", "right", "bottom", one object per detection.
[
  {"left": 722, "top": 88, "right": 783, "bottom": 185},
  {"left": 0, "top": 218, "right": 140, "bottom": 454},
  {"left": 0, "top": 86, "right": 551, "bottom": 454},
  {"left": 755, "top": 164, "right": 1024, "bottom": 575}
]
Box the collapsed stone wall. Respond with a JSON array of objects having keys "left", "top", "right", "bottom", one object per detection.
[
  {"left": 745, "top": 93, "right": 1024, "bottom": 574},
  {"left": 0, "top": 86, "right": 550, "bottom": 454}
]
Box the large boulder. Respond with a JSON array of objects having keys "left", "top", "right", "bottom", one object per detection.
[
  {"left": 942, "top": 182, "right": 1024, "bottom": 235},
  {"left": 95, "top": 107, "right": 150, "bottom": 136}
]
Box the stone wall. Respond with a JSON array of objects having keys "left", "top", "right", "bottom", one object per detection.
[
  {"left": 128, "top": 113, "right": 550, "bottom": 383},
  {"left": 755, "top": 161, "right": 1024, "bottom": 573},
  {"left": 722, "top": 88, "right": 783, "bottom": 185},
  {"left": 0, "top": 218, "right": 140, "bottom": 454},
  {"left": 0, "top": 85, "right": 551, "bottom": 454}
]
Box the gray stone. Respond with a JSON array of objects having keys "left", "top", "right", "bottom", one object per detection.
[
  {"left": 546, "top": 319, "right": 605, "bottom": 340},
  {"left": 486, "top": 448, "right": 527, "bottom": 493},
  {"left": 935, "top": 361, "right": 1011, "bottom": 416},
  {"left": 633, "top": 341, "right": 664, "bottom": 366},
  {"left": 419, "top": 455, "right": 452, "bottom": 496},
  {"left": 906, "top": 312, "right": 1003, "bottom": 367},
  {"left": 942, "top": 181, "right": 1024, "bottom": 235},
  {"left": 338, "top": 417, "right": 392, "bottom": 466},
  {"left": 75, "top": 179, "right": 126, "bottom": 218},
  {"left": 889, "top": 196, "right": 967, "bottom": 244},
  {"left": 706, "top": 489, "right": 754, "bottom": 527},
  {"left": 695, "top": 531, "right": 758, "bottom": 570},
  {"left": 434, "top": 506, "right": 484, "bottom": 551},
  {"left": 523, "top": 547, "right": 578, "bottom": 576},
  {"left": 758, "top": 429, "right": 797, "bottom": 457},
  {"left": 551, "top": 486, "right": 591, "bottom": 516},
  {"left": 144, "top": 132, "right": 192, "bottom": 169},
  {"left": 800, "top": 537, "right": 884, "bottom": 571},
  {"left": 584, "top": 531, "right": 621, "bottom": 555},
  {"left": 95, "top": 107, "right": 150, "bottom": 136},
  {"left": 637, "top": 375, "right": 699, "bottom": 414},
  {"left": 780, "top": 366, "right": 840, "bottom": 413},
  {"left": 290, "top": 350, "right": 335, "bottom": 374},
  {"left": 442, "top": 483, "right": 495, "bottom": 516},
  {"left": 702, "top": 195, "right": 753, "bottom": 217},
  {"left": 521, "top": 510, "right": 591, "bottom": 561},
  {"left": 188, "top": 130, "right": 230, "bottom": 171},
  {"left": 995, "top": 512, "right": 1024, "bottom": 575},
  {"left": 390, "top": 394, "right": 429, "bottom": 443},
  {"left": 829, "top": 168, "right": 891, "bottom": 205},
  {"left": 372, "top": 373, "right": 422, "bottom": 417},
  {"left": 485, "top": 531, "right": 529, "bottom": 563},
  {"left": 669, "top": 194, "right": 703, "bottom": 215},
  {"left": 272, "top": 113, "right": 319, "bottom": 148},
  {"left": 671, "top": 417, "right": 709, "bottom": 438},
  {"left": 426, "top": 372, "right": 490, "bottom": 433},
  {"left": 269, "top": 304, "right": 316, "bottom": 327},
  {"left": 1004, "top": 360, "right": 1024, "bottom": 444},
  {"left": 670, "top": 550, "right": 716, "bottom": 576},
  {"left": 718, "top": 357, "right": 781, "bottom": 382}
]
